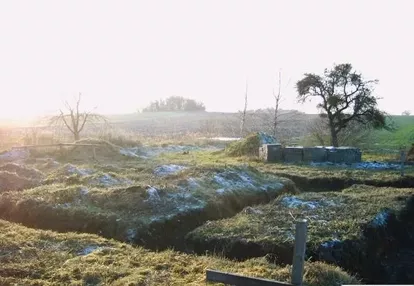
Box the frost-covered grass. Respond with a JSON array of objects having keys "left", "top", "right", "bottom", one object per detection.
[
  {"left": 0, "top": 219, "right": 359, "bottom": 286},
  {"left": 187, "top": 185, "right": 414, "bottom": 248},
  {"left": 0, "top": 153, "right": 294, "bottom": 246},
  {"left": 160, "top": 149, "right": 414, "bottom": 191}
]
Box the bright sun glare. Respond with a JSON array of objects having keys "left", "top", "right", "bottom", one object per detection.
[{"left": 0, "top": 0, "right": 413, "bottom": 122}]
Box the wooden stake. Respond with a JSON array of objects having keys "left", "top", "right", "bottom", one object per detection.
[{"left": 291, "top": 219, "right": 307, "bottom": 286}]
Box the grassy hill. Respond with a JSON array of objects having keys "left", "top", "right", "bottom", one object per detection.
[{"left": 361, "top": 115, "right": 414, "bottom": 150}]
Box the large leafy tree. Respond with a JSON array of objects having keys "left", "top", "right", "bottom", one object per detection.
[{"left": 296, "top": 63, "right": 389, "bottom": 147}]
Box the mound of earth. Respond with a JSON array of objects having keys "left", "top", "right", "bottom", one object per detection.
[
  {"left": 256, "top": 163, "right": 414, "bottom": 191},
  {"left": 0, "top": 165, "right": 295, "bottom": 251},
  {"left": 225, "top": 132, "right": 278, "bottom": 157},
  {"left": 45, "top": 163, "right": 131, "bottom": 187},
  {"left": 33, "top": 158, "right": 61, "bottom": 171},
  {"left": 62, "top": 138, "right": 139, "bottom": 161},
  {"left": 0, "top": 163, "right": 43, "bottom": 192},
  {"left": 186, "top": 184, "right": 414, "bottom": 284},
  {"left": 0, "top": 219, "right": 359, "bottom": 286},
  {"left": 0, "top": 163, "right": 44, "bottom": 180},
  {"left": 0, "top": 171, "right": 40, "bottom": 192}
]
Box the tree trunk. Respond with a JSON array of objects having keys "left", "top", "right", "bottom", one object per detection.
[
  {"left": 329, "top": 124, "right": 339, "bottom": 147},
  {"left": 73, "top": 131, "right": 80, "bottom": 141},
  {"left": 273, "top": 108, "right": 278, "bottom": 138}
]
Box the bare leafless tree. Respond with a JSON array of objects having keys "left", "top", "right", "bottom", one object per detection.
[
  {"left": 272, "top": 71, "right": 282, "bottom": 137},
  {"left": 271, "top": 70, "right": 296, "bottom": 137},
  {"left": 240, "top": 80, "right": 248, "bottom": 137},
  {"left": 49, "top": 93, "right": 108, "bottom": 141}
]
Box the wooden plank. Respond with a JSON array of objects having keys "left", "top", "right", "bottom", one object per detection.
[
  {"left": 206, "top": 269, "right": 293, "bottom": 286},
  {"left": 291, "top": 219, "right": 307, "bottom": 286}
]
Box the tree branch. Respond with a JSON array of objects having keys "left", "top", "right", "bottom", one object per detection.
[{"left": 59, "top": 110, "right": 75, "bottom": 135}]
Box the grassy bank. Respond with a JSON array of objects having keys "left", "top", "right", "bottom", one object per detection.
[
  {"left": 161, "top": 150, "right": 414, "bottom": 191},
  {"left": 186, "top": 185, "right": 414, "bottom": 283},
  {"left": 0, "top": 153, "right": 295, "bottom": 250},
  {"left": 187, "top": 185, "right": 413, "bottom": 250},
  {"left": 0, "top": 219, "right": 359, "bottom": 286}
]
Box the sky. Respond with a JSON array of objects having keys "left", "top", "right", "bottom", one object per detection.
[{"left": 0, "top": 0, "right": 413, "bottom": 120}]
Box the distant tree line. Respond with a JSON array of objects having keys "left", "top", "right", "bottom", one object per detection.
[{"left": 142, "top": 96, "right": 206, "bottom": 112}]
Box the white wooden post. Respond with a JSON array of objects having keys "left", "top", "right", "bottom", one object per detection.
[{"left": 291, "top": 219, "right": 307, "bottom": 286}]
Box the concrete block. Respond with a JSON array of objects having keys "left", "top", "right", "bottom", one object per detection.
[
  {"left": 326, "top": 147, "right": 362, "bottom": 164},
  {"left": 259, "top": 144, "right": 283, "bottom": 162},
  {"left": 284, "top": 146, "right": 304, "bottom": 162},
  {"left": 303, "top": 147, "right": 327, "bottom": 162}
]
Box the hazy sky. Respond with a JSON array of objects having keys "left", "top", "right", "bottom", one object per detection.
[{"left": 0, "top": 0, "right": 412, "bottom": 119}]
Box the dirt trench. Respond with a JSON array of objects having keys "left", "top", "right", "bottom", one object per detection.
[
  {"left": 266, "top": 172, "right": 414, "bottom": 192},
  {"left": 1, "top": 169, "right": 413, "bottom": 284},
  {"left": 184, "top": 193, "right": 414, "bottom": 285},
  {"left": 0, "top": 182, "right": 294, "bottom": 250}
]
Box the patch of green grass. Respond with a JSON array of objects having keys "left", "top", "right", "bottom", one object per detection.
[
  {"left": 299, "top": 115, "right": 414, "bottom": 150},
  {"left": 360, "top": 115, "right": 414, "bottom": 150},
  {"left": 0, "top": 219, "right": 359, "bottom": 285},
  {"left": 187, "top": 185, "right": 413, "bottom": 248}
]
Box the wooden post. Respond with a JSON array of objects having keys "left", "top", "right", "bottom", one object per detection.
[
  {"left": 291, "top": 219, "right": 307, "bottom": 286},
  {"left": 92, "top": 146, "right": 96, "bottom": 160},
  {"left": 59, "top": 144, "right": 63, "bottom": 156},
  {"left": 400, "top": 150, "right": 406, "bottom": 177}
]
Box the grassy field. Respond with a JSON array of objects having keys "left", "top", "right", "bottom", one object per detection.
[
  {"left": 360, "top": 115, "right": 414, "bottom": 150},
  {"left": 2, "top": 112, "right": 413, "bottom": 154}
]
